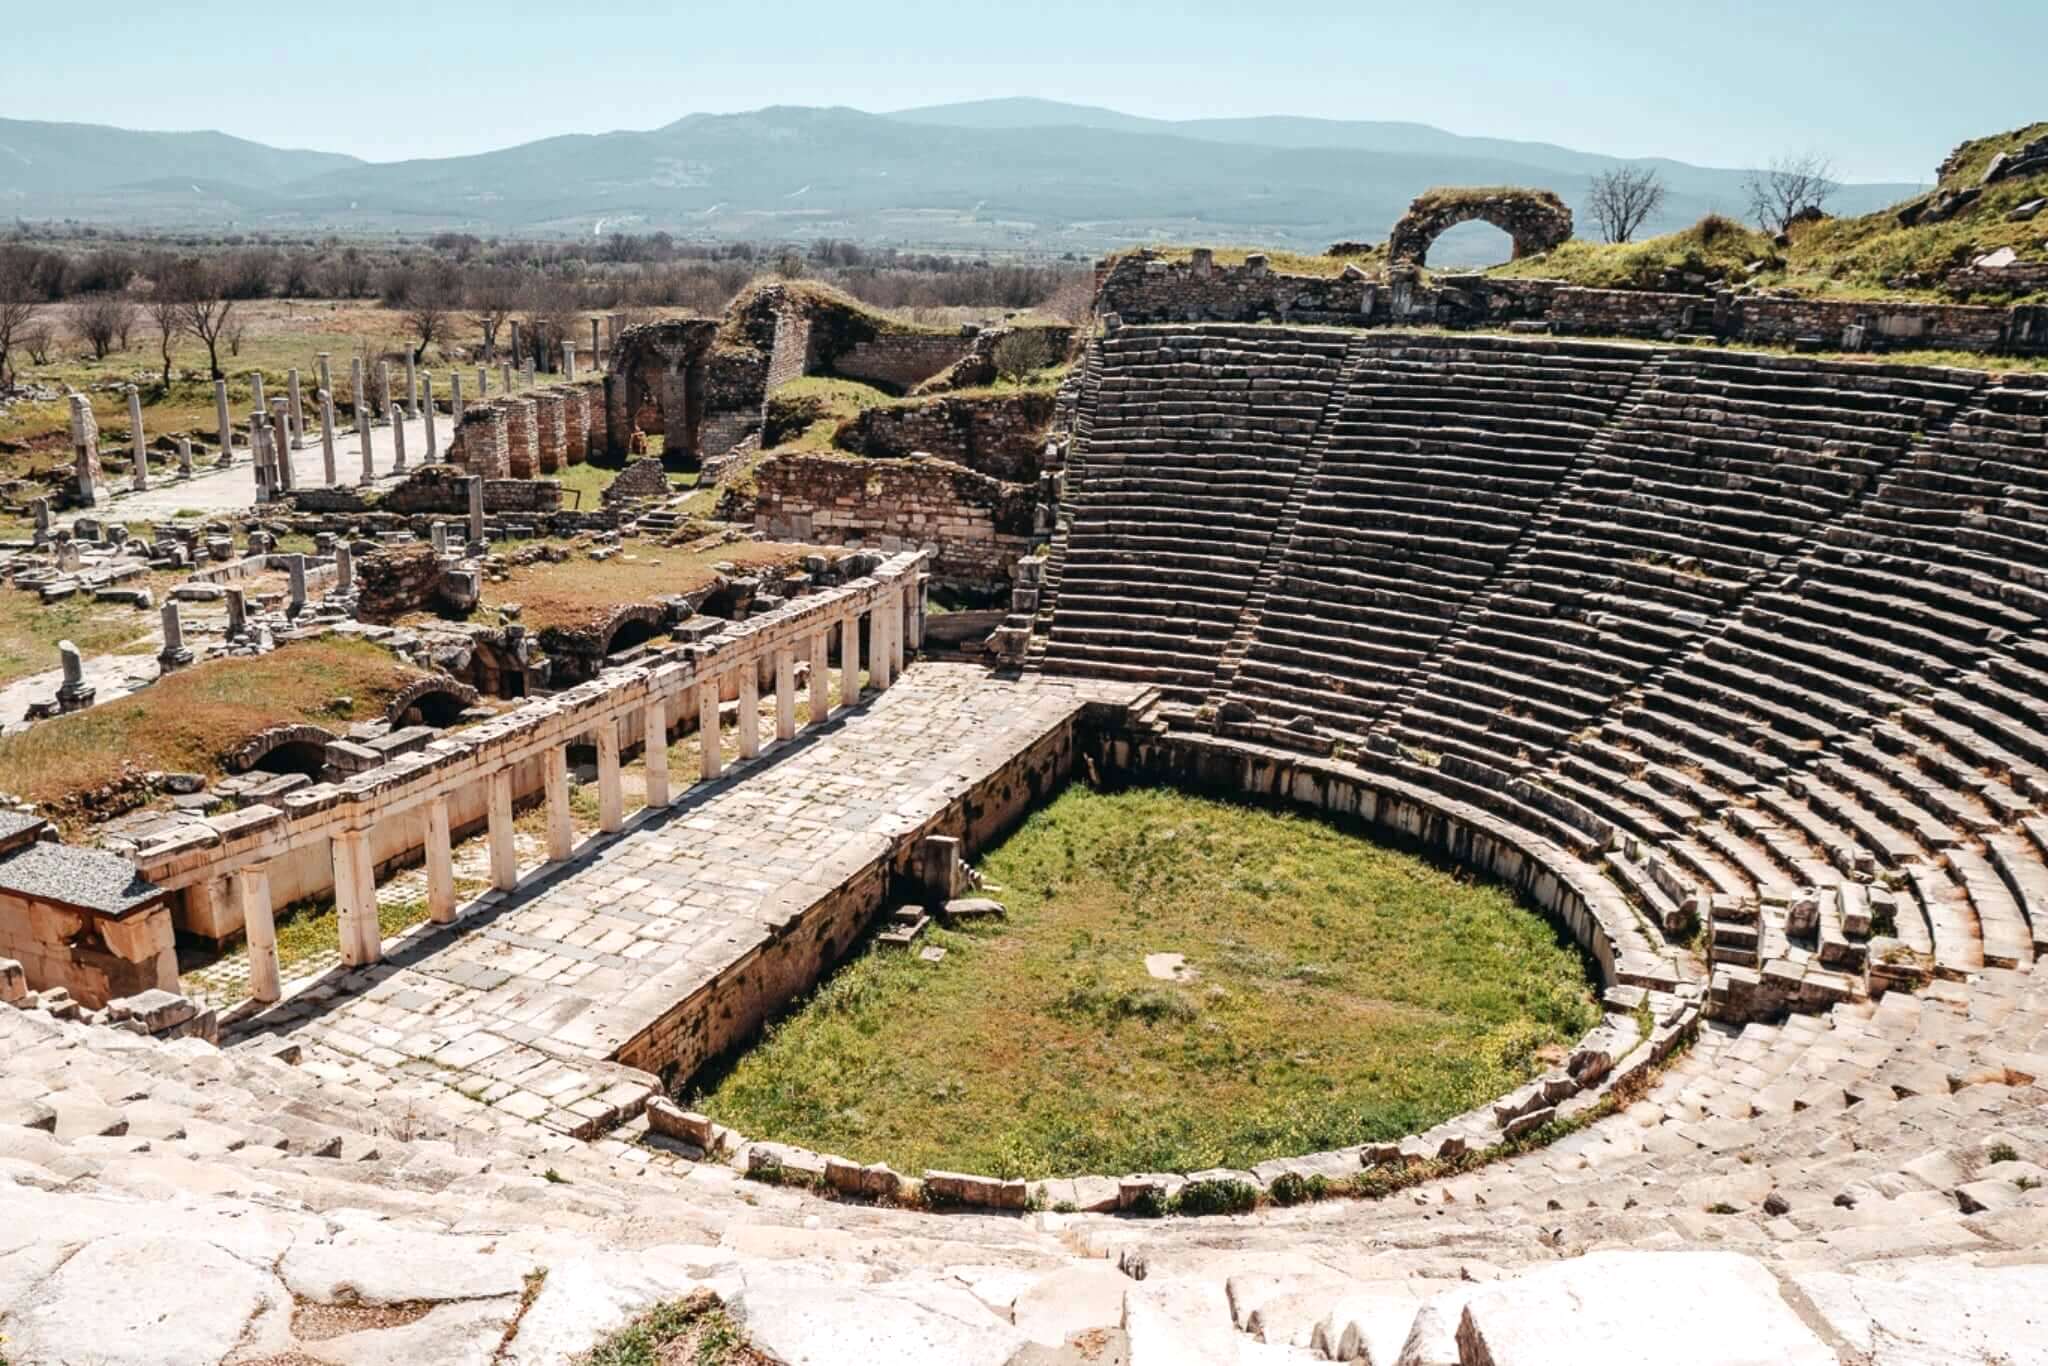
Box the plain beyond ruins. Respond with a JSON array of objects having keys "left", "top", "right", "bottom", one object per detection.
[{"left": 0, "top": 102, "right": 2045, "bottom": 1365}]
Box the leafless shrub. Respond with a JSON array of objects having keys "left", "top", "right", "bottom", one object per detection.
[
  {"left": 1744, "top": 153, "right": 1838, "bottom": 235},
  {"left": 1589, "top": 166, "right": 1668, "bottom": 244}
]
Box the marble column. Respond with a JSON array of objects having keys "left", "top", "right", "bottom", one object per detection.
[
  {"left": 250, "top": 410, "right": 272, "bottom": 501},
  {"left": 840, "top": 615, "right": 861, "bottom": 707},
  {"left": 350, "top": 356, "right": 366, "bottom": 427},
  {"left": 871, "top": 600, "right": 894, "bottom": 691},
  {"left": 425, "top": 798, "right": 456, "bottom": 923},
  {"left": 157, "top": 600, "right": 191, "bottom": 670},
  {"left": 286, "top": 554, "right": 308, "bottom": 616},
  {"left": 774, "top": 647, "right": 796, "bottom": 742},
  {"left": 358, "top": 373, "right": 375, "bottom": 486},
  {"left": 377, "top": 362, "right": 392, "bottom": 423},
  {"left": 287, "top": 368, "right": 304, "bottom": 448},
  {"left": 737, "top": 664, "right": 761, "bottom": 759},
  {"left": 319, "top": 389, "right": 337, "bottom": 485},
  {"left": 332, "top": 830, "right": 381, "bottom": 968},
  {"left": 500, "top": 363, "right": 513, "bottom": 394},
  {"left": 422, "top": 375, "right": 438, "bottom": 460},
  {"left": 392, "top": 403, "right": 409, "bottom": 471},
  {"left": 487, "top": 769, "right": 518, "bottom": 890},
  {"left": 177, "top": 437, "right": 192, "bottom": 478},
  {"left": 478, "top": 365, "right": 489, "bottom": 397},
  {"left": 698, "top": 681, "right": 722, "bottom": 780},
  {"left": 451, "top": 370, "right": 465, "bottom": 424},
  {"left": 467, "top": 476, "right": 485, "bottom": 544},
  {"left": 404, "top": 350, "right": 418, "bottom": 418},
  {"left": 809, "top": 629, "right": 832, "bottom": 728},
  {"left": 643, "top": 697, "right": 671, "bottom": 808},
  {"left": 590, "top": 317, "right": 601, "bottom": 367},
  {"left": 316, "top": 351, "right": 332, "bottom": 402},
  {"left": 596, "top": 718, "right": 624, "bottom": 833},
  {"left": 224, "top": 587, "right": 247, "bottom": 639},
  {"left": 544, "top": 745, "right": 575, "bottom": 862},
  {"left": 214, "top": 379, "right": 234, "bottom": 465},
  {"left": 508, "top": 319, "right": 519, "bottom": 365},
  {"left": 124, "top": 386, "right": 148, "bottom": 490},
  {"left": 890, "top": 584, "right": 907, "bottom": 675},
  {"left": 334, "top": 543, "right": 354, "bottom": 594},
  {"left": 270, "top": 400, "right": 296, "bottom": 492},
  {"left": 251, "top": 370, "right": 266, "bottom": 412},
  {"left": 235, "top": 863, "right": 280, "bottom": 1004},
  {"left": 563, "top": 343, "right": 576, "bottom": 383}
]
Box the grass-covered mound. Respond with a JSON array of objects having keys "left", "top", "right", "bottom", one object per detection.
[{"left": 691, "top": 785, "right": 1599, "bottom": 1179}]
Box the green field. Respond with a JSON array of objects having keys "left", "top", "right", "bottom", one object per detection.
[{"left": 690, "top": 784, "right": 1599, "bottom": 1179}]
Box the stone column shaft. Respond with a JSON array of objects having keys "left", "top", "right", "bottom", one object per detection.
[
  {"left": 774, "top": 648, "right": 796, "bottom": 742},
  {"left": 892, "top": 584, "right": 909, "bottom": 674},
  {"left": 126, "top": 386, "right": 148, "bottom": 490},
  {"left": 544, "top": 745, "right": 576, "bottom": 862},
  {"left": 319, "top": 389, "right": 337, "bottom": 486},
  {"left": 333, "top": 830, "right": 381, "bottom": 968},
  {"left": 738, "top": 665, "right": 761, "bottom": 759},
  {"left": 287, "top": 368, "right": 304, "bottom": 448},
  {"left": 236, "top": 865, "right": 280, "bottom": 1004},
  {"left": 596, "top": 720, "right": 624, "bottom": 834},
  {"left": 699, "top": 681, "right": 722, "bottom": 780},
  {"left": 808, "top": 630, "right": 832, "bottom": 728},
  {"left": 423, "top": 375, "right": 438, "bottom": 460},
  {"left": 840, "top": 615, "right": 861, "bottom": 707},
  {"left": 487, "top": 770, "right": 518, "bottom": 890},
  {"left": 426, "top": 798, "right": 457, "bottom": 924},
  {"left": 214, "top": 379, "right": 234, "bottom": 464},
  {"left": 872, "top": 600, "right": 894, "bottom": 691},
  {"left": 643, "top": 698, "right": 671, "bottom": 808}
]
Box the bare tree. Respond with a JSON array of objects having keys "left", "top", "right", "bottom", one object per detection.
[
  {"left": 1588, "top": 166, "right": 1668, "bottom": 244},
  {"left": 22, "top": 327, "right": 52, "bottom": 367},
  {"left": 146, "top": 262, "right": 199, "bottom": 391},
  {"left": 402, "top": 264, "right": 464, "bottom": 363},
  {"left": 72, "top": 292, "right": 138, "bottom": 360},
  {"left": 177, "top": 260, "right": 237, "bottom": 380},
  {"left": 468, "top": 266, "right": 522, "bottom": 359},
  {"left": 0, "top": 249, "right": 40, "bottom": 388},
  {"left": 1744, "top": 153, "right": 1839, "bottom": 235}
]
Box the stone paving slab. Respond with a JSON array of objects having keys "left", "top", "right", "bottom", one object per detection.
[{"left": 223, "top": 665, "right": 1139, "bottom": 1127}]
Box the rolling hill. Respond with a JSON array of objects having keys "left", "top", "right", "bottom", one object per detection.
[{"left": 0, "top": 103, "right": 1928, "bottom": 264}]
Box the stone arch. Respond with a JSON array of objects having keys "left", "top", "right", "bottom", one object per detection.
[
  {"left": 599, "top": 604, "right": 669, "bottom": 659},
  {"left": 1386, "top": 187, "right": 1574, "bottom": 267},
  {"left": 609, "top": 319, "right": 720, "bottom": 469},
  {"left": 227, "top": 723, "right": 338, "bottom": 777},
  {"left": 384, "top": 676, "right": 480, "bottom": 728}
]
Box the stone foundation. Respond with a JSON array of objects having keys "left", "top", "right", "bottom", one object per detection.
[
  {"left": 752, "top": 453, "right": 1034, "bottom": 589},
  {"left": 837, "top": 391, "right": 1055, "bottom": 482}
]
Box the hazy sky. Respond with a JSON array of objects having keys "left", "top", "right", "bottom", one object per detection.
[{"left": 4, "top": 0, "right": 2038, "bottom": 180}]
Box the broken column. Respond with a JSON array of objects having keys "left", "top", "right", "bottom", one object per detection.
[
  {"left": 563, "top": 342, "right": 576, "bottom": 382},
  {"left": 177, "top": 437, "right": 192, "bottom": 478},
  {"left": 392, "top": 403, "right": 409, "bottom": 471},
  {"left": 478, "top": 365, "right": 489, "bottom": 397},
  {"left": 319, "top": 389, "right": 337, "bottom": 485},
  {"left": 451, "top": 370, "right": 465, "bottom": 424},
  {"left": 224, "top": 587, "right": 247, "bottom": 639},
  {"left": 69, "top": 395, "right": 105, "bottom": 506},
  {"left": 270, "top": 399, "right": 296, "bottom": 492},
  {"left": 921, "top": 836, "right": 964, "bottom": 906},
  {"left": 590, "top": 317, "right": 601, "bottom": 367},
  {"left": 235, "top": 864, "right": 280, "bottom": 1003},
  {"left": 31, "top": 498, "right": 50, "bottom": 545},
  {"left": 504, "top": 397, "right": 537, "bottom": 478},
  {"left": 316, "top": 351, "right": 332, "bottom": 402},
  {"left": 157, "top": 601, "right": 192, "bottom": 670},
  {"left": 331, "top": 831, "right": 381, "bottom": 968},
  {"left": 698, "top": 680, "right": 722, "bottom": 780},
  {"left": 377, "top": 362, "right": 392, "bottom": 423},
  {"left": 350, "top": 356, "right": 367, "bottom": 428},
  {"left": 287, "top": 368, "right": 304, "bottom": 449},
  {"left": 534, "top": 391, "right": 565, "bottom": 473},
  {"left": 404, "top": 350, "right": 418, "bottom": 419},
  {"left": 250, "top": 411, "right": 273, "bottom": 501},
  {"left": 467, "top": 476, "right": 486, "bottom": 546},
  {"left": 250, "top": 370, "right": 266, "bottom": 413},
  {"left": 214, "top": 379, "right": 234, "bottom": 465},
  {"left": 737, "top": 662, "right": 761, "bottom": 759},
  {"left": 334, "top": 543, "right": 354, "bottom": 595},
  {"left": 422, "top": 374, "right": 438, "bottom": 460},
  {"left": 56, "top": 640, "right": 94, "bottom": 711},
  {"left": 286, "top": 555, "right": 308, "bottom": 617},
  {"left": 126, "top": 386, "right": 149, "bottom": 490}
]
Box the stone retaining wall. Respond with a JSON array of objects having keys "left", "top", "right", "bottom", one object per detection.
[
  {"left": 837, "top": 392, "right": 1055, "bottom": 483},
  {"left": 751, "top": 454, "right": 1035, "bottom": 589},
  {"left": 831, "top": 334, "right": 979, "bottom": 392},
  {"left": 1096, "top": 251, "right": 2048, "bottom": 355}
]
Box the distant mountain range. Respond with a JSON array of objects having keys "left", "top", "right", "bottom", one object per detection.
[{"left": 0, "top": 102, "right": 1928, "bottom": 264}]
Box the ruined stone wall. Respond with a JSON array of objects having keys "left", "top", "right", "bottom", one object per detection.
[
  {"left": 831, "top": 334, "right": 979, "bottom": 392},
  {"left": 837, "top": 392, "right": 1055, "bottom": 483},
  {"left": 1096, "top": 251, "right": 2043, "bottom": 354},
  {"left": 504, "top": 398, "right": 538, "bottom": 478},
  {"left": 535, "top": 392, "right": 567, "bottom": 474},
  {"left": 751, "top": 454, "right": 1034, "bottom": 588},
  {"left": 0, "top": 891, "right": 177, "bottom": 1009},
  {"left": 600, "top": 458, "right": 670, "bottom": 508},
  {"left": 767, "top": 312, "right": 812, "bottom": 390}
]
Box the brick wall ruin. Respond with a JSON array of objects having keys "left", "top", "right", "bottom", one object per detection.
[
  {"left": 751, "top": 454, "right": 1034, "bottom": 588},
  {"left": 830, "top": 334, "right": 979, "bottom": 392}
]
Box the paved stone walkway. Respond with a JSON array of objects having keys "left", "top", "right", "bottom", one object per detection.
[{"left": 224, "top": 664, "right": 1138, "bottom": 1135}]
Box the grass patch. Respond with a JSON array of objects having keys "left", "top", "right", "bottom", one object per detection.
[
  {"left": 691, "top": 784, "right": 1599, "bottom": 1179},
  {"left": 579, "top": 1290, "right": 763, "bottom": 1366},
  {"left": 446, "top": 541, "right": 818, "bottom": 632},
  {"left": 1489, "top": 214, "right": 1780, "bottom": 290},
  {"left": 1121, "top": 244, "right": 1388, "bottom": 279},
  {"left": 0, "top": 568, "right": 189, "bottom": 688},
  {"left": 0, "top": 636, "right": 425, "bottom": 816}
]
